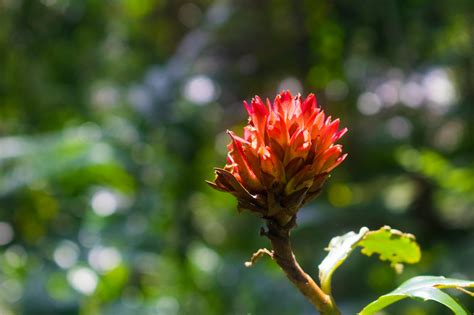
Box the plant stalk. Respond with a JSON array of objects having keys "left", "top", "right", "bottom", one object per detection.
[{"left": 266, "top": 219, "right": 341, "bottom": 315}]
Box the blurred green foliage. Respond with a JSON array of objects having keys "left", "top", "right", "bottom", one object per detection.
[{"left": 0, "top": 0, "right": 473, "bottom": 314}]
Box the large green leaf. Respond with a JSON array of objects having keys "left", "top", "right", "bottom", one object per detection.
[
  {"left": 359, "top": 276, "right": 474, "bottom": 314},
  {"left": 318, "top": 226, "right": 421, "bottom": 294}
]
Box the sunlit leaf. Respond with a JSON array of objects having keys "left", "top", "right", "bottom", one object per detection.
[
  {"left": 318, "top": 227, "right": 369, "bottom": 293},
  {"left": 358, "top": 226, "right": 421, "bottom": 268},
  {"left": 359, "top": 276, "right": 474, "bottom": 314},
  {"left": 318, "top": 226, "right": 421, "bottom": 294}
]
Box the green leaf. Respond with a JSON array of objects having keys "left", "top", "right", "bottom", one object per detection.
[
  {"left": 358, "top": 226, "right": 421, "bottom": 268},
  {"left": 318, "top": 226, "right": 421, "bottom": 294},
  {"left": 359, "top": 276, "right": 474, "bottom": 314},
  {"left": 318, "top": 227, "right": 369, "bottom": 293}
]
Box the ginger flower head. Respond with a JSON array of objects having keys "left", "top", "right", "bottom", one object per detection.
[{"left": 208, "top": 91, "right": 347, "bottom": 225}]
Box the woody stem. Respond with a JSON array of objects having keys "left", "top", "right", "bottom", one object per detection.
[{"left": 265, "top": 219, "right": 340, "bottom": 315}]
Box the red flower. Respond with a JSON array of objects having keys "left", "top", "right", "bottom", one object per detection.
[{"left": 208, "top": 91, "right": 347, "bottom": 225}]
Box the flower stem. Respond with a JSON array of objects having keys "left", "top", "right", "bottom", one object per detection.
[{"left": 265, "top": 219, "right": 341, "bottom": 315}]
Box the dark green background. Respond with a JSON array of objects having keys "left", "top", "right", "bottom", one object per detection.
[{"left": 0, "top": 0, "right": 473, "bottom": 314}]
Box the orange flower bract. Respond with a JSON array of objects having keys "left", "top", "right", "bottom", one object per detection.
[{"left": 208, "top": 91, "right": 347, "bottom": 225}]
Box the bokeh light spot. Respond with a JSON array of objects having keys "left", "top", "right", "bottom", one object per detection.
[
  {"left": 375, "top": 80, "right": 400, "bottom": 106},
  {"left": 91, "top": 189, "right": 118, "bottom": 217},
  {"left": 5, "top": 245, "right": 27, "bottom": 268},
  {"left": 383, "top": 180, "right": 416, "bottom": 213},
  {"left": 386, "top": 116, "right": 412, "bottom": 140},
  {"left": 0, "top": 222, "right": 14, "bottom": 246},
  {"left": 357, "top": 92, "right": 382, "bottom": 115},
  {"left": 400, "top": 81, "right": 424, "bottom": 108},
  {"left": 423, "top": 68, "right": 456, "bottom": 110},
  {"left": 54, "top": 240, "right": 80, "bottom": 269},
  {"left": 156, "top": 296, "right": 180, "bottom": 315},
  {"left": 188, "top": 243, "right": 220, "bottom": 274},
  {"left": 183, "top": 75, "right": 217, "bottom": 105},
  {"left": 0, "top": 279, "right": 22, "bottom": 303},
  {"left": 67, "top": 267, "right": 98, "bottom": 295},
  {"left": 328, "top": 184, "right": 353, "bottom": 208},
  {"left": 88, "top": 246, "right": 122, "bottom": 272}
]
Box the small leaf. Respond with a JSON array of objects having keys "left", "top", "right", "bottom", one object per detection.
[
  {"left": 318, "top": 226, "right": 421, "bottom": 294},
  {"left": 318, "top": 227, "right": 369, "bottom": 293},
  {"left": 359, "top": 226, "right": 421, "bottom": 268},
  {"left": 359, "top": 276, "right": 474, "bottom": 315}
]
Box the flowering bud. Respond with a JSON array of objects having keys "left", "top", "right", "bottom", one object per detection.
[{"left": 208, "top": 91, "right": 347, "bottom": 225}]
